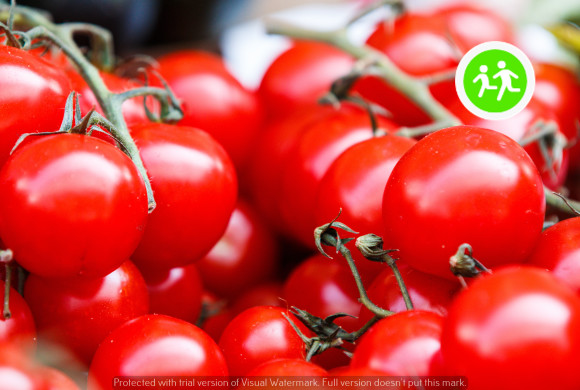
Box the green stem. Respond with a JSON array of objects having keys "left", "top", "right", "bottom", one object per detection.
[
  {"left": 545, "top": 186, "right": 580, "bottom": 215},
  {"left": 385, "top": 255, "right": 414, "bottom": 310},
  {"left": 322, "top": 233, "right": 393, "bottom": 318},
  {"left": 266, "top": 21, "right": 460, "bottom": 129},
  {"left": 1, "top": 6, "right": 157, "bottom": 211},
  {"left": 3, "top": 263, "right": 11, "bottom": 319}
]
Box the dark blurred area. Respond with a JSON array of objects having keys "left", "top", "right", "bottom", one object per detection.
[{"left": 17, "top": 0, "right": 247, "bottom": 54}]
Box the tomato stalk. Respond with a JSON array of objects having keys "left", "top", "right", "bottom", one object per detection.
[
  {"left": 314, "top": 218, "right": 394, "bottom": 318},
  {"left": 0, "top": 249, "right": 13, "bottom": 319},
  {"left": 265, "top": 17, "right": 460, "bottom": 135},
  {"left": 0, "top": 4, "right": 184, "bottom": 213},
  {"left": 355, "top": 233, "right": 414, "bottom": 310},
  {"left": 449, "top": 243, "right": 492, "bottom": 288},
  {"left": 545, "top": 188, "right": 580, "bottom": 215}
]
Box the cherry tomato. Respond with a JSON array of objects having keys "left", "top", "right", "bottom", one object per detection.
[
  {"left": 533, "top": 63, "right": 580, "bottom": 171},
  {"left": 0, "top": 280, "right": 36, "bottom": 354},
  {"left": 0, "top": 134, "right": 148, "bottom": 278},
  {"left": 258, "top": 40, "right": 355, "bottom": 121},
  {"left": 141, "top": 263, "right": 203, "bottom": 325},
  {"left": 279, "top": 104, "right": 396, "bottom": 247},
  {"left": 0, "top": 45, "right": 71, "bottom": 168},
  {"left": 156, "top": 50, "right": 263, "bottom": 169},
  {"left": 38, "top": 366, "right": 80, "bottom": 390},
  {"left": 24, "top": 261, "right": 149, "bottom": 367},
  {"left": 0, "top": 343, "right": 43, "bottom": 390},
  {"left": 129, "top": 123, "right": 237, "bottom": 272},
  {"left": 218, "top": 306, "right": 308, "bottom": 376},
  {"left": 527, "top": 217, "right": 580, "bottom": 294},
  {"left": 196, "top": 201, "right": 279, "bottom": 299},
  {"left": 350, "top": 310, "right": 444, "bottom": 376},
  {"left": 382, "top": 126, "right": 545, "bottom": 279},
  {"left": 359, "top": 266, "right": 460, "bottom": 326},
  {"left": 442, "top": 266, "right": 580, "bottom": 390},
  {"left": 88, "top": 314, "right": 228, "bottom": 390}
]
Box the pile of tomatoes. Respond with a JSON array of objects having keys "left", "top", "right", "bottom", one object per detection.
[{"left": 1, "top": 2, "right": 580, "bottom": 390}]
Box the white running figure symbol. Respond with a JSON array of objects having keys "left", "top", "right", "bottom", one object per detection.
[
  {"left": 473, "top": 65, "right": 497, "bottom": 98},
  {"left": 492, "top": 60, "right": 520, "bottom": 101}
]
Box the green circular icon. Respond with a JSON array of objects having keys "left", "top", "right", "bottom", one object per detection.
[{"left": 455, "top": 41, "right": 535, "bottom": 120}]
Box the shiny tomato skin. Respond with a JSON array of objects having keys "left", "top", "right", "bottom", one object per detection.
[
  {"left": 442, "top": 266, "right": 580, "bottom": 390},
  {"left": 245, "top": 358, "right": 328, "bottom": 377},
  {"left": 141, "top": 263, "right": 203, "bottom": 324},
  {"left": 527, "top": 217, "right": 580, "bottom": 294},
  {"left": 382, "top": 126, "right": 545, "bottom": 279},
  {"left": 24, "top": 260, "right": 149, "bottom": 367},
  {"left": 156, "top": 50, "right": 263, "bottom": 169},
  {"left": 130, "top": 123, "right": 238, "bottom": 272},
  {"left": 0, "top": 281, "right": 36, "bottom": 354},
  {"left": 196, "top": 201, "right": 279, "bottom": 299},
  {"left": 0, "top": 134, "right": 148, "bottom": 278},
  {"left": 218, "top": 306, "right": 307, "bottom": 376},
  {"left": 0, "top": 46, "right": 71, "bottom": 168},
  {"left": 350, "top": 310, "right": 444, "bottom": 376},
  {"left": 88, "top": 314, "right": 228, "bottom": 390},
  {"left": 258, "top": 40, "right": 355, "bottom": 122}
]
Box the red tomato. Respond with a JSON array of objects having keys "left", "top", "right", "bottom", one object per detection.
[
  {"left": 0, "top": 281, "right": 36, "bottom": 354},
  {"left": 527, "top": 217, "right": 580, "bottom": 294},
  {"left": 359, "top": 266, "right": 460, "bottom": 326},
  {"left": 442, "top": 266, "right": 580, "bottom": 390},
  {"left": 0, "top": 343, "right": 44, "bottom": 390},
  {"left": 130, "top": 123, "right": 238, "bottom": 272},
  {"left": 67, "top": 70, "right": 155, "bottom": 126},
  {"left": 315, "top": 135, "right": 416, "bottom": 239},
  {"left": 279, "top": 105, "right": 396, "bottom": 247},
  {"left": 0, "top": 134, "right": 148, "bottom": 278},
  {"left": 38, "top": 366, "right": 80, "bottom": 390},
  {"left": 283, "top": 254, "right": 360, "bottom": 333},
  {"left": 350, "top": 310, "right": 444, "bottom": 376},
  {"left": 24, "top": 261, "right": 149, "bottom": 367},
  {"left": 196, "top": 201, "right": 279, "bottom": 299},
  {"left": 88, "top": 314, "right": 228, "bottom": 390},
  {"left": 533, "top": 62, "right": 580, "bottom": 171},
  {"left": 156, "top": 50, "right": 263, "bottom": 169},
  {"left": 229, "top": 283, "right": 285, "bottom": 315},
  {"left": 218, "top": 306, "right": 307, "bottom": 376},
  {"left": 382, "top": 126, "right": 545, "bottom": 279},
  {"left": 0, "top": 45, "right": 71, "bottom": 168},
  {"left": 141, "top": 263, "right": 203, "bottom": 324},
  {"left": 258, "top": 40, "right": 355, "bottom": 121}
]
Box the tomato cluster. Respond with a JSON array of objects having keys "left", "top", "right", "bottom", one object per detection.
[{"left": 1, "top": 2, "right": 580, "bottom": 390}]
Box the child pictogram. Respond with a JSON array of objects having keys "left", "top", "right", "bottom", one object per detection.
[
  {"left": 492, "top": 60, "right": 521, "bottom": 101},
  {"left": 456, "top": 41, "right": 535, "bottom": 120},
  {"left": 473, "top": 65, "right": 497, "bottom": 98}
]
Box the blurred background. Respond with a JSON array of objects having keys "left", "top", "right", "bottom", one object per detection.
[{"left": 16, "top": 0, "right": 580, "bottom": 88}]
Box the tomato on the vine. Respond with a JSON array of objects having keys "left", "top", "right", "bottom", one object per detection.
[
  {"left": 0, "top": 280, "right": 36, "bottom": 354},
  {"left": 88, "top": 314, "right": 228, "bottom": 390},
  {"left": 258, "top": 40, "right": 355, "bottom": 121},
  {"left": 0, "top": 134, "right": 148, "bottom": 278},
  {"left": 0, "top": 45, "right": 71, "bottom": 168},
  {"left": 218, "top": 306, "right": 308, "bottom": 376},
  {"left": 382, "top": 126, "right": 545, "bottom": 279},
  {"left": 24, "top": 260, "right": 149, "bottom": 367},
  {"left": 350, "top": 310, "right": 444, "bottom": 376},
  {"left": 442, "top": 266, "right": 580, "bottom": 390},
  {"left": 129, "top": 123, "right": 238, "bottom": 272},
  {"left": 156, "top": 50, "right": 263, "bottom": 169}
]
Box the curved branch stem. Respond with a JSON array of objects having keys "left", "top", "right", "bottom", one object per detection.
[{"left": 265, "top": 20, "right": 460, "bottom": 129}]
